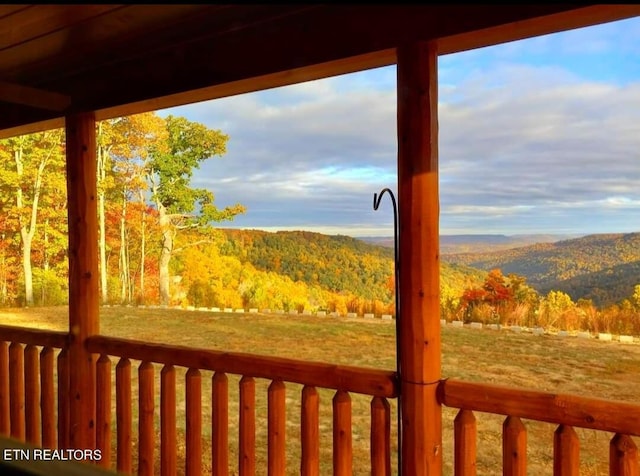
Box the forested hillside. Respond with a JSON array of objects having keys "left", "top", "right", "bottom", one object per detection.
[
  {"left": 191, "top": 228, "right": 486, "bottom": 307},
  {"left": 219, "top": 229, "right": 394, "bottom": 301},
  {"left": 443, "top": 232, "right": 640, "bottom": 302},
  {"left": 540, "top": 261, "right": 640, "bottom": 307}
]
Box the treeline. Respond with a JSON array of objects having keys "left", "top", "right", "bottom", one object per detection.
[
  {"left": 444, "top": 232, "right": 640, "bottom": 306},
  {"left": 451, "top": 268, "right": 640, "bottom": 335},
  {"left": 0, "top": 113, "right": 243, "bottom": 307},
  {"left": 170, "top": 228, "right": 486, "bottom": 316}
]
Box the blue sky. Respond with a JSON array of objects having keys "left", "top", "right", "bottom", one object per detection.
[{"left": 160, "top": 17, "right": 640, "bottom": 237}]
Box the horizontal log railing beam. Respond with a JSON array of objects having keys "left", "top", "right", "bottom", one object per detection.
[
  {"left": 0, "top": 326, "right": 67, "bottom": 349},
  {"left": 86, "top": 335, "right": 397, "bottom": 398},
  {"left": 439, "top": 379, "right": 640, "bottom": 436}
]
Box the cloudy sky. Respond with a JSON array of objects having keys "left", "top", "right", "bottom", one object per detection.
[{"left": 160, "top": 17, "right": 640, "bottom": 238}]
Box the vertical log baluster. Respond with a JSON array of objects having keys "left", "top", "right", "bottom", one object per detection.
[
  {"left": 301, "top": 386, "right": 319, "bottom": 476},
  {"left": 116, "top": 358, "right": 132, "bottom": 474},
  {"left": 0, "top": 341, "right": 9, "bottom": 435},
  {"left": 213, "top": 372, "right": 229, "bottom": 476},
  {"left": 239, "top": 376, "right": 255, "bottom": 476},
  {"left": 139, "top": 362, "right": 155, "bottom": 476},
  {"left": 554, "top": 425, "right": 578, "bottom": 476},
  {"left": 57, "top": 347, "right": 69, "bottom": 449},
  {"left": 186, "top": 368, "right": 202, "bottom": 476},
  {"left": 503, "top": 416, "right": 526, "bottom": 476},
  {"left": 9, "top": 342, "right": 25, "bottom": 441},
  {"left": 268, "top": 380, "right": 286, "bottom": 476},
  {"left": 24, "top": 344, "right": 40, "bottom": 445},
  {"left": 96, "top": 354, "right": 111, "bottom": 469},
  {"left": 40, "top": 347, "right": 55, "bottom": 448},
  {"left": 610, "top": 434, "right": 639, "bottom": 476},
  {"left": 333, "top": 390, "right": 352, "bottom": 476},
  {"left": 371, "top": 397, "right": 390, "bottom": 476},
  {"left": 161, "top": 365, "right": 176, "bottom": 476},
  {"left": 454, "top": 409, "right": 476, "bottom": 476}
]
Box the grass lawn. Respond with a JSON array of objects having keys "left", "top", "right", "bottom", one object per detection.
[{"left": 2, "top": 306, "right": 640, "bottom": 475}]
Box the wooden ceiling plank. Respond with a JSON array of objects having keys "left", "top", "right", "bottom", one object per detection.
[
  {"left": 95, "top": 49, "right": 397, "bottom": 122},
  {"left": 1, "top": 4, "right": 639, "bottom": 135},
  {"left": 0, "top": 5, "right": 125, "bottom": 52},
  {"left": 24, "top": 5, "right": 307, "bottom": 87},
  {"left": 70, "top": 5, "right": 600, "bottom": 108},
  {"left": 0, "top": 5, "right": 32, "bottom": 21},
  {"left": 0, "top": 4, "right": 208, "bottom": 78},
  {"left": 0, "top": 80, "right": 70, "bottom": 111}
]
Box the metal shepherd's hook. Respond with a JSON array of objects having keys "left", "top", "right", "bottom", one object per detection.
[{"left": 373, "top": 187, "right": 402, "bottom": 475}]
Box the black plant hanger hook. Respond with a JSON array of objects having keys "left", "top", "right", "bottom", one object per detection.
[{"left": 373, "top": 187, "right": 402, "bottom": 475}]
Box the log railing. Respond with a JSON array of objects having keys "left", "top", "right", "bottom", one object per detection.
[
  {"left": 86, "top": 335, "right": 398, "bottom": 476},
  {"left": 0, "top": 325, "right": 68, "bottom": 451},
  {"left": 439, "top": 378, "right": 640, "bottom": 476}
]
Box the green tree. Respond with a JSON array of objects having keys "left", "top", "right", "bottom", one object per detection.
[{"left": 148, "top": 116, "right": 245, "bottom": 305}]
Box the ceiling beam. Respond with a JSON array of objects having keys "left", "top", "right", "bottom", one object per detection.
[
  {"left": 0, "top": 80, "right": 70, "bottom": 111},
  {"left": 1, "top": 4, "right": 639, "bottom": 137}
]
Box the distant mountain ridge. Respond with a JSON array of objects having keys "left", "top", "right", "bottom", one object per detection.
[
  {"left": 443, "top": 232, "right": 640, "bottom": 306},
  {"left": 361, "top": 233, "right": 578, "bottom": 254}
]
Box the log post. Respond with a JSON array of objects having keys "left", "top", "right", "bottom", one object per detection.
[
  {"left": 65, "top": 111, "right": 99, "bottom": 450},
  {"left": 397, "top": 40, "right": 442, "bottom": 475}
]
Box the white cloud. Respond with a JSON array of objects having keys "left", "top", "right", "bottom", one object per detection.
[{"left": 163, "top": 19, "right": 640, "bottom": 236}]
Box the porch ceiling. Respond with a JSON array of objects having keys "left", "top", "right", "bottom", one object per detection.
[{"left": 1, "top": 4, "right": 639, "bottom": 138}]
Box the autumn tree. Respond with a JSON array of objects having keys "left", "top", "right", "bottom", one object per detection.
[
  {"left": 96, "top": 113, "right": 168, "bottom": 304},
  {"left": 148, "top": 115, "right": 245, "bottom": 305},
  {"left": 0, "top": 130, "right": 65, "bottom": 306}
]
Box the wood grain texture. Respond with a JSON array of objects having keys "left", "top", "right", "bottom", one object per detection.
[
  {"left": 185, "top": 368, "right": 202, "bottom": 476},
  {"left": 440, "top": 378, "right": 640, "bottom": 436},
  {"left": 9, "top": 342, "right": 25, "bottom": 441},
  {"left": 66, "top": 111, "right": 98, "bottom": 450},
  {"left": 212, "top": 372, "right": 229, "bottom": 476},
  {"left": 160, "top": 365, "right": 176, "bottom": 476},
  {"left": 115, "top": 358, "right": 131, "bottom": 474},
  {"left": 268, "top": 380, "right": 286, "bottom": 476},
  {"left": 24, "top": 344, "right": 40, "bottom": 445},
  {"left": 0, "top": 341, "right": 9, "bottom": 435},
  {"left": 96, "top": 354, "right": 111, "bottom": 468},
  {"left": 397, "top": 40, "right": 441, "bottom": 476},
  {"left": 610, "top": 434, "right": 639, "bottom": 476},
  {"left": 370, "top": 397, "right": 391, "bottom": 476},
  {"left": 56, "top": 347, "right": 69, "bottom": 449},
  {"left": 553, "top": 425, "right": 578, "bottom": 476},
  {"left": 138, "top": 362, "right": 155, "bottom": 476},
  {"left": 503, "top": 416, "right": 526, "bottom": 476},
  {"left": 333, "top": 390, "right": 352, "bottom": 476},
  {"left": 239, "top": 376, "right": 255, "bottom": 476},
  {"left": 39, "top": 347, "right": 55, "bottom": 448},
  {"left": 454, "top": 410, "right": 476, "bottom": 476},
  {"left": 86, "top": 335, "right": 396, "bottom": 397},
  {"left": 301, "top": 386, "right": 319, "bottom": 476}
]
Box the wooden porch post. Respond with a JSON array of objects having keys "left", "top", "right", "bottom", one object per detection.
[
  {"left": 66, "top": 112, "right": 99, "bottom": 450},
  {"left": 397, "top": 41, "right": 442, "bottom": 475}
]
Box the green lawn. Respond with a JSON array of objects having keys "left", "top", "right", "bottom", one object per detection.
[{"left": 2, "top": 306, "right": 640, "bottom": 475}]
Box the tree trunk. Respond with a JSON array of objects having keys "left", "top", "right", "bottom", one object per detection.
[
  {"left": 21, "top": 232, "right": 33, "bottom": 306},
  {"left": 158, "top": 206, "right": 172, "bottom": 306},
  {"left": 139, "top": 193, "right": 146, "bottom": 302},
  {"left": 97, "top": 125, "right": 109, "bottom": 305},
  {"left": 119, "top": 193, "right": 129, "bottom": 304}
]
